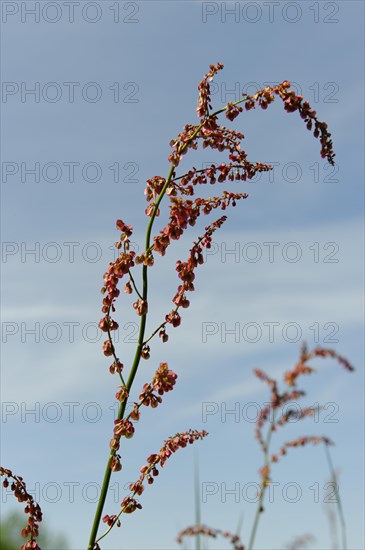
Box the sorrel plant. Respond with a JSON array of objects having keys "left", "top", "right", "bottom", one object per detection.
[
  {"left": 177, "top": 344, "right": 353, "bottom": 550},
  {"left": 2, "top": 63, "right": 350, "bottom": 550}
]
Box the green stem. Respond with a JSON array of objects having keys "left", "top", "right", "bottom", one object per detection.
[
  {"left": 194, "top": 454, "right": 201, "bottom": 550},
  {"left": 324, "top": 443, "right": 347, "bottom": 550},
  {"left": 247, "top": 414, "right": 276, "bottom": 550}
]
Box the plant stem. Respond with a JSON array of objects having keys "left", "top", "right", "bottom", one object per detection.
[
  {"left": 247, "top": 414, "right": 276, "bottom": 550},
  {"left": 324, "top": 443, "right": 347, "bottom": 550},
  {"left": 128, "top": 268, "right": 143, "bottom": 300},
  {"left": 194, "top": 454, "right": 201, "bottom": 550}
]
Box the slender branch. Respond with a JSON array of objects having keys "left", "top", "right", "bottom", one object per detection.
[
  {"left": 106, "top": 323, "right": 126, "bottom": 387},
  {"left": 324, "top": 443, "right": 347, "bottom": 550},
  {"left": 95, "top": 488, "right": 139, "bottom": 545},
  {"left": 247, "top": 413, "right": 276, "bottom": 550},
  {"left": 128, "top": 269, "right": 143, "bottom": 300},
  {"left": 143, "top": 306, "right": 180, "bottom": 346},
  {"left": 123, "top": 240, "right": 143, "bottom": 299},
  {"left": 170, "top": 164, "right": 250, "bottom": 184},
  {"left": 194, "top": 455, "right": 201, "bottom": 550}
]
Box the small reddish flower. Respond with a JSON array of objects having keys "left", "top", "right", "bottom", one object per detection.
[
  {"left": 124, "top": 281, "right": 132, "bottom": 294},
  {"left": 114, "top": 419, "right": 135, "bottom": 439},
  {"left": 152, "top": 363, "right": 177, "bottom": 395},
  {"left": 133, "top": 299, "right": 148, "bottom": 316},
  {"left": 225, "top": 102, "right": 243, "bottom": 121},
  {"left": 99, "top": 316, "right": 119, "bottom": 333},
  {"left": 159, "top": 328, "right": 169, "bottom": 343},
  {"left": 121, "top": 496, "right": 142, "bottom": 514},
  {"left": 109, "top": 360, "right": 124, "bottom": 375},
  {"left": 102, "top": 339, "right": 113, "bottom": 357},
  {"left": 141, "top": 345, "right": 150, "bottom": 360},
  {"left": 115, "top": 386, "right": 129, "bottom": 402},
  {"left": 102, "top": 514, "right": 117, "bottom": 527},
  {"left": 110, "top": 455, "right": 122, "bottom": 472},
  {"left": 165, "top": 310, "right": 181, "bottom": 327}
]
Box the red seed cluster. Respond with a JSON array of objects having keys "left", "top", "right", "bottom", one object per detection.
[
  {"left": 0, "top": 467, "right": 42, "bottom": 550},
  {"left": 166, "top": 216, "right": 228, "bottom": 327},
  {"left": 109, "top": 363, "right": 177, "bottom": 459},
  {"left": 139, "top": 362, "right": 177, "bottom": 407},
  {"left": 113, "top": 418, "right": 135, "bottom": 440},
  {"left": 196, "top": 62, "right": 224, "bottom": 118},
  {"left": 271, "top": 436, "right": 334, "bottom": 464},
  {"left": 102, "top": 430, "right": 207, "bottom": 532},
  {"left": 226, "top": 101, "right": 243, "bottom": 121},
  {"left": 284, "top": 344, "right": 354, "bottom": 387},
  {"left": 136, "top": 430, "right": 208, "bottom": 491},
  {"left": 243, "top": 81, "right": 335, "bottom": 165},
  {"left": 177, "top": 524, "right": 244, "bottom": 550},
  {"left": 100, "top": 219, "right": 136, "bottom": 358},
  {"left": 253, "top": 345, "right": 353, "bottom": 481}
]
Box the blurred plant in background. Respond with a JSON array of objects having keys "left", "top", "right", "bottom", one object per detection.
[
  {"left": 177, "top": 345, "right": 353, "bottom": 550},
  {"left": 0, "top": 511, "right": 68, "bottom": 550}
]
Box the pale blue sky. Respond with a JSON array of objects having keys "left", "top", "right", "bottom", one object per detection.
[{"left": 1, "top": 1, "right": 364, "bottom": 549}]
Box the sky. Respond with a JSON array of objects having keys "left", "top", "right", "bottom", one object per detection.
[{"left": 1, "top": 1, "right": 364, "bottom": 549}]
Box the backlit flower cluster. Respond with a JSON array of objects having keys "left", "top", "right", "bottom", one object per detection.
[
  {"left": 244, "top": 82, "right": 335, "bottom": 164},
  {"left": 284, "top": 345, "right": 354, "bottom": 386},
  {"left": 254, "top": 344, "right": 354, "bottom": 484},
  {"left": 102, "top": 429, "right": 208, "bottom": 530},
  {"left": 194, "top": 62, "right": 335, "bottom": 164},
  {"left": 100, "top": 219, "right": 135, "bottom": 358},
  {"left": 103, "top": 62, "right": 336, "bottom": 372},
  {"left": 177, "top": 524, "right": 244, "bottom": 550},
  {"left": 0, "top": 467, "right": 43, "bottom": 550},
  {"left": 109, "top": 363, "right": 177, "bottom": 460},
  {"left": 271, "top": 435, "right": 334, "bottom": 464},
  {"left": 168, "top": 216, "right": 229, "bottom": 324},
  {"left": 196, "top": 62, "right": 224, "bottom": 118}
]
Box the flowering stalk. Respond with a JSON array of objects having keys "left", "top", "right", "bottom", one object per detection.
[
  {"left": 97, "top": 429, "right": 208, "bottom": 546},
  {"left": 88, "top": 63, "right": 337, "bottom": 549},
  {"left": 1, "top": 62, "right": 339, "bottom": 550},
  {"left": 247, "top": 344, "right": 354, "bottom": 550},
  {"left": 177, "top": 345, "right": 353, "bottom": 550}
]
